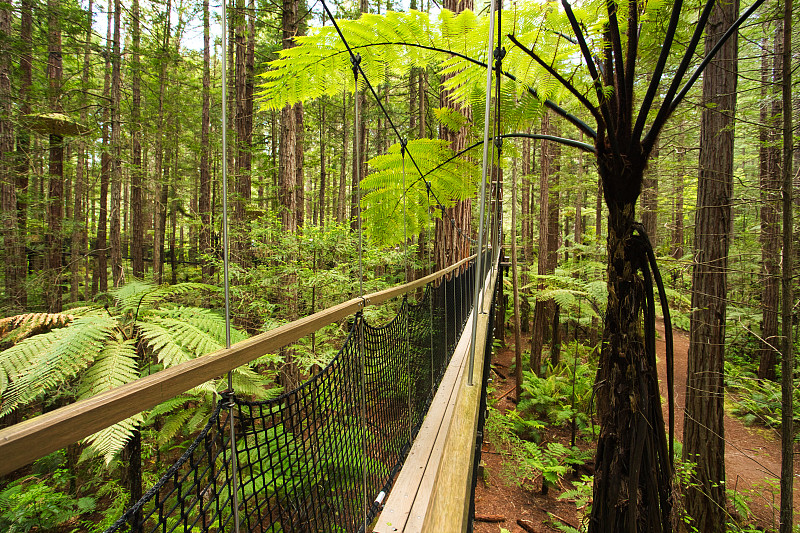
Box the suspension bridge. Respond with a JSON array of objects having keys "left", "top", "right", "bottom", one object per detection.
[{"left": 0, "top": 0, "right": 516, "bottom": 529}]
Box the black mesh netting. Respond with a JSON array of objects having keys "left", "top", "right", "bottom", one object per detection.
[{"left": 106, "top": 256, "right": 490, "bottom": 533}]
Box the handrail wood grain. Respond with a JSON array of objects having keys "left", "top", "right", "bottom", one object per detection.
[{"left": 0, "top": 255, "right": 477, "bottom": 476}]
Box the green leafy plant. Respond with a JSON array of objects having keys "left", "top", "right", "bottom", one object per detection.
[{"left": 0, "top": 281, "right": 273, "bottom": 463}]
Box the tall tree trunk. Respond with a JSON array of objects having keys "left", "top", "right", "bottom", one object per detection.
[
  {"left": 433, "top": 0, "right": 473, "bottom": 270},
  {"left": 337, "top": 92, "right": 349, "bottom": 224},
  {"left": 279, "top": 0, "right": 300, "bottom": 233},
  {"left": 71, "top": 0, "right": 92, "bottom": 302},
  {"left": 110, "top": 0, "right": 123, "bottom": 287},
  {"left": 318, "top": 99, "right": 326, "bottom": 228},
  {"left": 93, "top": 7, "right": 113, "bottom": 295},
  {"left": 14, "top": 0, "right": 32, "bottom": 308},
  {"left": 199, "top": 0, "right": 212, "bottom": 282},
  {"left": 511, "top": 153, "right": 523, "bottom": 403},
  {"left": 683, "top": 0, "right": 739, "bottom": 529},
  {"left": 130, "top": 0, "right": 144, "bottom": 279},
  {"left": 153, "top": 0, "right": 172, "bottom": 284},
  {"left": 0, "top": 3, "right": 21, "bottom": 311},
  {"left": 530, "top": 115, "right": 554, "bottom": 374},
  {"left": 671, "top": 137, "right": 685, "bottom": 259},
  {"left": 757, "top": 31, "right": 780, "bottom": 380},
  {"left": 295, "top": 102, "right": 305, "bottom": 230},
  {"left": 46, "top": 0, "right": 64, "bottom": 312},
  {"left": 778, "top": 0, "right": 793, "bottom": 527}
]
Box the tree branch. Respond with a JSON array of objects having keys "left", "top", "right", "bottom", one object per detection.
[
  {"left": 641, "top": 0, "right": 717, "bottom": 151},
  {"left": 631, "top": 0, "right": 685, "bottom": 146},
  {"left": 606, "top": 0, "right": 627, "bottom": 119},
  {"left": 666, "top": 0, "right": 767, "bottom": 119},
  {"left": 337, "top": 41, "right": 597, "bottom": 138}
]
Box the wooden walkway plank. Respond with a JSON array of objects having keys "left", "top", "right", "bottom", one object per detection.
[{"left": 373, "top": 263, "right": 499, "bottom": 533}]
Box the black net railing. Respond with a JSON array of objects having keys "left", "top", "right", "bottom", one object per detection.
[{"left": 106, "top": 253, "right": 490, "bottom": 533}]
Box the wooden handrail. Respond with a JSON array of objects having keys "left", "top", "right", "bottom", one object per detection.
[{"left": 0, "top": 254, "right": 477, "bottom": 476}]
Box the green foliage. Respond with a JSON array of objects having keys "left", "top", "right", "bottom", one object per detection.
[
  {"left": 0, "top": 281, "right": 271, "bottom": 463},
  {"left": 0, "top": 455, "right": 96, "bottom": 533},
  {"left": 724, "top": 360, "right": 800, "bottom": 439},
  {"left": 362, "top": 139, "right": 479, "bottom": 247},
  {"left": 517, "top": 353, "right": 595, "bottom": 431}
]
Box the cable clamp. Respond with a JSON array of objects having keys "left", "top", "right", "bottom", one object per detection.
[
  {"left": 493, "top": 46, "right": 506, "bottom": 61},
  {"left": 400, "top": 138, "right": 408, "bottom": 157},
  {"left": 351, "top": 53, "right": 361, "bottom": 80},
  {"left": 220, "top": 389, "right": 236, "bottom": 409},
  {"left": 494, "top": 137, "right": 503, "bottom": 148}
]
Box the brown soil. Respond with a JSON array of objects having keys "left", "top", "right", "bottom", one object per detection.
[{"left": 473, "top": 321, "right": 800, "bottom": 533}]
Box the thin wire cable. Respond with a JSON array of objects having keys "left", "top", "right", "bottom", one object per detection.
[
  {"left": 220, "top": 1, "right": 240, "bottom": 530},
  {"left": 402, "top": 145, "right": 411, "bottom": 444},
  {"left": 319, "top": 0, "right": 474, "bottom": 247},
  {"left": 468, "top": 0, "right": 496, "bottom": 386},
  {"left": 352, "top": 62, "right": 367, "bottom": 532}
]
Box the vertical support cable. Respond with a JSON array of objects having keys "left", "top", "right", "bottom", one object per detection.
[
  {"left": 220, "top": 1, "right": 240, "bottom": 530},
  {"left": 469, "top": 0, "right": 496, "bottom": 386},
  {"left": 402, "top": 143, "right": 411, "bottom": 443},
  {"left": 352, "top": 57, "right": 367, "bottom": 532}
]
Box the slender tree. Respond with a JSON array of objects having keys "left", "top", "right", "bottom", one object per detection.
[
  {"left": 0, "top": 3, "right": 21, "bottom": 312},
  {"left": 199, "top": 0, "right": 213, "bottom": 282},
  {"left": 45, "top": 0, "right": 64, "bottom": 312},
  {"left": 110, "top": 0, "right": 123, "bottom": 287},
  {"left": 130, "top": 0, "right": 144, "bottom": 279}
]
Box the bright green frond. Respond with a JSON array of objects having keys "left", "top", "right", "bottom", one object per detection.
[
  {"left": 78, "top": 337, "right": 139, "bottom": 399},
  {"left": 0, "top": 315, "right": 117, "bottom": 416},
  {"left": 82, "top": 413, "right": 144, "bottom": 464},
  {"left": 361, "top": 139, "right": 479, "bottom": 247}
]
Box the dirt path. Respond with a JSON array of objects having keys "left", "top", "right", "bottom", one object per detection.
[{"left": 655, "top": 319, "right": 800, "bottom": 527}]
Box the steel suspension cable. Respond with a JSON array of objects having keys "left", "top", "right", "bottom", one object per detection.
[
  {"left": 468, "top": 0, "right": 496, "bottom": 386},
  {"left": 220, "top": 0, "right": 240, "bottom": 529}
]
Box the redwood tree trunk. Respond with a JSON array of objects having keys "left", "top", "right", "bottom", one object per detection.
[
  {"left": 757, "top": 30, "right": 780, "bottom": 381},
  {"left": 46, "top": 0, "right": 64, "bottom": 312},
  {"left": 110, "top": 0, "right": 123, "bottom": 287},
  {"left": 130, "top": 0, "right": 144, "bottom": 279},
  {"left": 199, "top": 0, "right": 212, "bottom": 282},
  {"left": 683, "top": 0, "right": 739, "bottom": 529}
]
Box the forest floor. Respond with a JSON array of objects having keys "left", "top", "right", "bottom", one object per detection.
[{"left": 473, "top": 320, "right": 800, "bottom": 533}]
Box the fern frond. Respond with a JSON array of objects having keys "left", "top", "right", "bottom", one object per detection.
[
  {"left": 82, "top": 413, "right": 144, "bottom": 464},
  {"left": 77, "top": 337, "right": 139, "bottom": 399},
  {"left": 0, "top": 311, "right": 83, "bottom": 344},
  {"left": 0, "top": 315, "right": 117, "bottom": 416},
  {"left": 361, "top": 139, "right": 479, "bottom": 247}
]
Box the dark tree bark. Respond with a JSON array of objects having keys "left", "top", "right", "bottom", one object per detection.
[
  {"left": 46, "top": 0, "right": 64, "bottom": 312},
  {"left": 71, "top": 0, "right": 92, "bottom": 302},
  {"left": 13, "top": 0, "right": 32, "bottom": 308},
  {"left": 683, "top": 0, "right": 739, "bottom": 529},
  {"left": 200, "top": 0, "right": 213, "bottom": 282},
  {"left": 279, "top": 0, "right": 301, "bottom": 233},
  {"left": 531, "top": 115, "right": 556, "bottom": 374},
  {"left": 0, "top": 4, "right": 21, "bottom": 312},
  {"left": 153, "top": 0, "right": 172, "bottom": 284},
  {"left": 130, "top": 0, "right": 144, "bottom": 279},
  {"left": 110, "top": 0, "right": 123, "bottom": 287},
  {"left": 777, "top": 0, "right": 793, "bottom": 529},
  {"left": 757, "top": 31, "right": 780, "bottom": 381}
]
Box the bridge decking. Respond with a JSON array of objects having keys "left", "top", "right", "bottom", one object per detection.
[{"left": 374, "top": 264, "right": 498, "bottom": 532}]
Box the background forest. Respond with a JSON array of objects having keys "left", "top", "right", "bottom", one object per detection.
[{"left": 0, "top": 0, "right": 797, "bottom": 530}]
